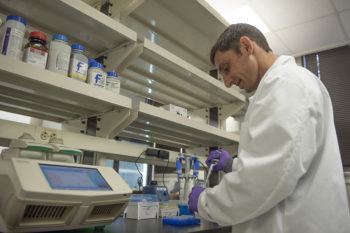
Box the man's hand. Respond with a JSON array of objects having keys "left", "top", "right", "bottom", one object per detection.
[
  {"left": 188, "top": 186, "right": 205, "bottom": 213},
  {"left": 206, "top": 149, "right": 233, "bottom": 172}
]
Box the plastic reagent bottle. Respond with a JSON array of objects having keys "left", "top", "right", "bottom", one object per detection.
[
  {"left": 68, "top": 43, "right": 88, "bottom": 82},
  {"left": 88, "top": 61, "right": 106, "bottom": 88},
  {"left": 106, "top": 70, "right": 120, "bottom": 94},
  {"left": 1, "top": 15, "right": 27, "bottom": 60},
  {"left": 46, "top": 34, "right": 71, "bottom": 76}
]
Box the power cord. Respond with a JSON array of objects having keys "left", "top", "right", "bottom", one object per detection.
[
  {"left": 162, "top": 156, "right": 170, "bottom": 188},
  {"left": 199, "top": 160, "right": 208, "bottom": 172},
  {"left": 162, "top": 156, "right": 170, "bottom": 197},
  {"left": 135, "top": 151, "right": 144, "bottom": 191}
]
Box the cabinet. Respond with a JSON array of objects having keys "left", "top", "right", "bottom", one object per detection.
[{"left": 0, "top": 0, "right": 245, "bottom": 162}]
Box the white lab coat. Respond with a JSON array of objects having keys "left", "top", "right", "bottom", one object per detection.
[{"left": 198, "top": 56, "right": 350, "bottom": 233}]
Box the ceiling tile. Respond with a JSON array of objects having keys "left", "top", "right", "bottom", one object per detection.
[
  {"left": 251, "top": 0, "right": 335, "bottom": 30},
  {"left": 264, "top": 32, "right": 292, "bottom": 55},
  {"left": 340, "top": 10, "right": 350, "bottom": 37},
  {"left": 205, "top": 0, "right": 248, "bottom": 15},
  {"left": 276, "top": 14, "right": 347, "bottom": 54},
  {"left": 332, "top": 0, "right": 350, "bottom": 11}
]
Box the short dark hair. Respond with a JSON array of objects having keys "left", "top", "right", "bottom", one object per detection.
[{"left": 210, "top": 23, "right": 272, "bottom": 64}]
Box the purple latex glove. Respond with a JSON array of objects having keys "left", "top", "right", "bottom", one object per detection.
[
  {"left": 205, "top": 149, "right": 232, "bottom": 172},
  {"left": 188, "top": 186, "right": 205, "bottom": 213}
]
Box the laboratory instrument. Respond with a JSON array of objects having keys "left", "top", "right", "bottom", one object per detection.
[
  {"left": 143, "top": 180, "right": 169, "bottom": 202},
  {"left": 204, "top": 159, "right": 218, "bottom": 187},
  {"left": 176, "top": 154, "right": 200, "bottom": 214},
  {"left": 176, "top": 154, "right": 200, "bottom": 202},
  {"left": 0, "top": 134, "right": 132, "bottom": 233}
]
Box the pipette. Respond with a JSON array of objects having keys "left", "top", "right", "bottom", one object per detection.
[{"left": 204, "top": 159, "right": 218, "bottom": 187}]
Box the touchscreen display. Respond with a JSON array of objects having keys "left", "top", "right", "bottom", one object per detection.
[{"left": 40, "top": 164, "right": 112, "bottom": 190}]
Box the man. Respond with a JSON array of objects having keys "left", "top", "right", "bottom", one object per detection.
[{"left": 188, "top": 23, "right": 350, "bottom": 233}]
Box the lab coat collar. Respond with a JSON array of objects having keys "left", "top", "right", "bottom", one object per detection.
[
  {"left": 249, "top": 55, "right": 295, "bottom": 102},
  {"left": 261, "top": 55, "right": 295, "bottom": 82}
]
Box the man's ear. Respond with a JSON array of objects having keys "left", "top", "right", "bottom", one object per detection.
[{"left": 240, "top": 36, "right": 254, "bottom": 55}]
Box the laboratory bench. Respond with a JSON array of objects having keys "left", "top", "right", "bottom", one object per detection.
[{"left": 49, "top": 217, "right": 232, "bottom": 233}]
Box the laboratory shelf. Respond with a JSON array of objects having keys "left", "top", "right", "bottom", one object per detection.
[
  {"left": 122, "top": 0, "right": 228, "bottom": 70},
  {"left": 0, "top": 0, "right": 137, "bottom": 54},
  {"left": 119, "top": 102, "right": 239, "bottom": 148},
  {"left": 0, "top": 55, "right": 132, "bottom": 122},
  {"left": 121, "top": 38, "right": 246, "bottom": 110}
]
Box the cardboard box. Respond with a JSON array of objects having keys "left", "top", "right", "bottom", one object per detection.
[
  {"left": 160, "top": 207, "right": 179, "bottom": 218},
  {"left": 125, "top": 202, "right": 159, "bottom": 220},
  {"left": 162, "top": 104, "right": 187, "bottom": 117}
]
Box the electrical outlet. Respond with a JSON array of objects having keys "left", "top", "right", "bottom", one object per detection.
[
  {"left": 50, "top": 132, "right": 57, "bottom": 141},
  {"left": 40, "top": 130, "right": 49, "bottom": 140}
]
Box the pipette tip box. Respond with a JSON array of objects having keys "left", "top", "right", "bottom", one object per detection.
[{"left": 162, "top": 215, "right": 200, "bottom": 226}]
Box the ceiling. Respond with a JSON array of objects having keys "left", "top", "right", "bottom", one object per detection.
[
  {"left": 82, "top": 0, "right": 350, "bottom": 60},
  {"left": 209, "top": 0, "right": 350, "bottom": 56}
]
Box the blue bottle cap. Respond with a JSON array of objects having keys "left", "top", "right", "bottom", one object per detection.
[
  {"left": 89, "top": 61, "right": 103, "bottom": 69},
  {"left": 52, "top": 34, "right": 68, "bottom": 43},
  {"left": 71, "top": 43, "right": 85, "bottom": 52},
  {"left": 107, "top": 71, "right": 118, "bottom": 78},
  {"left": 6, "top": 15, "right": 27, "bottom": 26},
  {"left": 88, "top": 58, "right": 96, "bottom": 66}
]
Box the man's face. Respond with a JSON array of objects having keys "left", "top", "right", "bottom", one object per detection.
[{"left": 214, "top": 48, "right": 259, "bottom": 93}]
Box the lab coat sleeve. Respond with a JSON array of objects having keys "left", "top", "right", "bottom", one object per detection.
[{"left": 198, "top": 77, "right": 319, "bottom": 225}]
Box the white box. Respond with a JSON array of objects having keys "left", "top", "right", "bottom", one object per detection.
[
  {"left": 162, "top": 104, "right": 187, "bottom": 117},
  {"left": 160, "top": 207, "right": 179, "bottom": 217},
  {"left": 125, "top": 202, "right": 159, "bottom": 219}
]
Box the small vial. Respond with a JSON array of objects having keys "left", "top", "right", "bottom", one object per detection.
[
  {"left": 106, "top": 70, "right": 120, "bottom": 94},
  {"left": 23, "top": 31, "right": 48, "bottom": 69},
  {"left": 68, "top": 43, "right": 88, "bottom": 82}
]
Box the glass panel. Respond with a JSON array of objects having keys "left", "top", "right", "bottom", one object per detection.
[{"left": 118, "top": 161, "right": 148, "bottom": 190}]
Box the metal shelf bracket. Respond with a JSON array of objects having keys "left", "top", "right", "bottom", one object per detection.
[
  {"left": 97, "top": 109, "right": 138, "bottom": 139},
  {"left": 103, "top": 42, "right": 143, "bottom": 73}
]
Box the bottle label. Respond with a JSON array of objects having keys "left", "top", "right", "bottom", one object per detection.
[
  {"left": 88, "top": 69, "right": 106, "bottom": 88},
  {"left": 23, "top": 47, "right": 48, "bottom": 69},
  {"left": 1, "top": 27, "right": 25, "bottom": 59},
  {"left": 70, "top": 59, "right": 88, "bottom": 82},
  {"left": 56, "top": 52, "right": 70, "bottom": 74},
  {"left": 106, "top": 79, "right": 120, "bottom": 94},
  {"left": 46, "top": 42, "right": 70, "bottom": 76}
]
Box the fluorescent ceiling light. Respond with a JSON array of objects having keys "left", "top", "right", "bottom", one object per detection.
[
  {"left": 205, "top": 1, "right": 270, "bottom": 33},
  {"left": 0, "top": 110, "right": 30, "bottom": 124}
]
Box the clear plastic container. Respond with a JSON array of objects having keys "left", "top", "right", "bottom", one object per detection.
[
  {"left": 129, "top": 194, "right": 158, "bottom": 202},
  {"left": 106, "top": 70, "right": 120, "bottom": 94},
  {"left": 68, "top": 43, "right": 88, "bottom": 82},
  {"left": 1, "top": 15, "right": 27, "bottom": 60},
  {"left": 87, "top": 61, "right": 106, "bottom": 88},
  {"left": 46, "top": 34, "right": 71, "bottom": 76}
]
